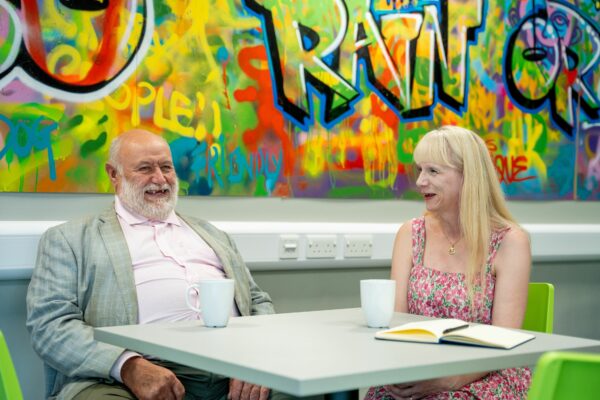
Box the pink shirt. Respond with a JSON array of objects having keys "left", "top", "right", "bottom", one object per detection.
[{"left": 110, "top": 197, "right": 238, "bottom": 380}]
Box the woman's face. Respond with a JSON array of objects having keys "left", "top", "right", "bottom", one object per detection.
[{"left": 415, "top": 161, "right": 463, "bottom": 214}]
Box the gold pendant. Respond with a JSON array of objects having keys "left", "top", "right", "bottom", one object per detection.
[{"left": 448, "top": 245, "right": 456, "bottom": 255}]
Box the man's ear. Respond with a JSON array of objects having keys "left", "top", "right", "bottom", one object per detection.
[{"left": 105, "top": 163, "right": 119, "bottom": 185}]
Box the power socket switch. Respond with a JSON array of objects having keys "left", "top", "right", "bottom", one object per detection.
[
  {"left": 344, "top": 235, "right": 373, "bottom": 258},
  {"left": 306, "top": 234, "right": 337, "bottom": 259},
  {"left": 279, "top": 235, "right": 299, "bottom": 259}
]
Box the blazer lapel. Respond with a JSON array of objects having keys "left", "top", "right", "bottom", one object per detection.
[
  {"left": 98, "top": 206, "right": 139, "bottom": 324},
  {"left": 179, "top": 215, "right": 251, "bottom": 316}
]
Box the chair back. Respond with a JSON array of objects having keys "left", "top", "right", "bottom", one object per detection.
[
  {"left": 0, "top": 330, "right": 23, "bottom": 400},
  {"left": 522, "top": 282, "right": 554, "bottom": 333},
  {"left": 528, "top": 351, "right": 600, "bottom": 400}
]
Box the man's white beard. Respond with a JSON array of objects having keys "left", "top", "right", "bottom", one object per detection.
[{"left": 119, "top": 176, "right": 178, "bottom": 221}]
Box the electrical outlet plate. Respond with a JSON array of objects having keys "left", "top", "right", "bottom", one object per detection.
[
  {"left": 305, "top": 234, "right": 337, "bottom": 259},
  {"left": 344, "top": 234, "right": 373, "bottom": 258},
  {"left": 279, "top": 235, "right": 300, "bottom": 259}
]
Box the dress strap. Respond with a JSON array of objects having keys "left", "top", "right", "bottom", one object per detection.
[
  {"left": 486, "top": 226, "right": 511, "bottom": 273},
  {"left": 411, "top": 217, "right": 426, "bottom": 267}
]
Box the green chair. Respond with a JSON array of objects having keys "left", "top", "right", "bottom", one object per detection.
[
  {"left": 0, "top": 330, "right": 23, "bottom": 400},
  {"left": 528, "top": 351, "right": 600, "bottom": 399},
  {"left": 522, "top": 282, "right": 554, "bottom": 333}
]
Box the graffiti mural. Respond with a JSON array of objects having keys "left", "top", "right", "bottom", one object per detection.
[{"left": 0, "top": 0, "right": 599, "bottom": 199}]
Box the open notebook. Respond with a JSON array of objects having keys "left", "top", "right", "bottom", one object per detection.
[{"left": 375, "top": 318, "right": 535, "bottom": 349}]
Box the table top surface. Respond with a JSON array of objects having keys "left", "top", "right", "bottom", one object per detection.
[{"left": 95, "top": 308, "right": 600, "bottom": 396}]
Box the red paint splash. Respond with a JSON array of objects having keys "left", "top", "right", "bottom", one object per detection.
[
  {"left": 369, "top": 92, "right": 399, "bottom": 132},
  {"left": 564, "top": 67, "right": 578, "bottom": 86},
  {"left": 234, "top": 45, "right": 295, "bottom": 176},
  {"left": 21, "top": 0, "right": 127, "bottom": 85}
]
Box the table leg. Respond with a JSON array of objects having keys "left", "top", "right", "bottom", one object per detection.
[{"left": 324, "top": 390, "right": 359, "bottom": 400}]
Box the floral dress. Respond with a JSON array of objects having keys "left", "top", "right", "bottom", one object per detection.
[{"left": 365, "top": 217, "right": 531, "bottom": 400}]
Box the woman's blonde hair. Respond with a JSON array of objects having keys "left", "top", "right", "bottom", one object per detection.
[{"left": 413, "top": 126, "right": 517, "bottom": 302}]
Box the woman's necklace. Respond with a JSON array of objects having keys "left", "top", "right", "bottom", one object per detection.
[{"left": 442, "top": 230, "right": 461, "bottom": 255}]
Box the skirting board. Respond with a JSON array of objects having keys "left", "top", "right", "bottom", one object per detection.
[{"left": 1, "top": 221, "right": 600, "bottom": 280}]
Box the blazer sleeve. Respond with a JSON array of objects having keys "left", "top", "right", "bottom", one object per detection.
[{"left": 26, "top": 226, "right": 124, "bottom": 380}]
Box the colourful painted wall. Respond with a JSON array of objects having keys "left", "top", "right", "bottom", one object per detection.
[{"left": 0, "top": 0, "right": 599, "bottom": 199}]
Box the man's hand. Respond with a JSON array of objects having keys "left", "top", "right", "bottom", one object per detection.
[
  {"left": 228, "top": 378, "right": 270, "bottom": 400},
  {"left": 121, "top": 357, "right": 185, "bottom": 400}
]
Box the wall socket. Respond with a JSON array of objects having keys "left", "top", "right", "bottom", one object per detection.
[
  {"left": 279, "top": 235, "right": 300, "bottom": 259},
  {"left": 306, "top": 234, "right": 337, "bottom": 259},
  {"left": 344, "top": 235, "right": 373, "bottom": 258}
]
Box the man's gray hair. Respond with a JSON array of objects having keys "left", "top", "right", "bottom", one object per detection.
[{"left": 107, "top": 135, "right": 124, "bottom": 173}]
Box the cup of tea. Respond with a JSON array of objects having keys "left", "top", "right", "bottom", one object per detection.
[
  {"left": 186, "top": 279, "right": 235, "bottom": 328},
  {"left": 360, "top": 279, "right": 396, "bottom": 328}
]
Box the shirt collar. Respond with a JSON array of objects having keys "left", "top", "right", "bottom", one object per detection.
[{"left": 114, "top": 196, "right": 181, "bottom": 226}]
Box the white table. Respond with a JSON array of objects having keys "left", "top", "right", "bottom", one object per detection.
[{"left": 94, "top": 308, "right": 600, "bottom": 397}]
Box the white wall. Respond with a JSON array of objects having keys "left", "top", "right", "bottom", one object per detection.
[{"left": 3, "top": 192, "right": 600, "bottom": 223}]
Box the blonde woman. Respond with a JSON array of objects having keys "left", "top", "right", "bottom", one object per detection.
[{"left": 366, "top": 126, "right": 532, "bottom": 399}]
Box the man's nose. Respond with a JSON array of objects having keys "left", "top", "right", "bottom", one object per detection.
[{"left": 150, "top": 167, "right": 167, "bottom": 184}]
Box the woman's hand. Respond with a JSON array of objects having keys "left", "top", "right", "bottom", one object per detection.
[
  {"left": 384, "top": 376, "right": 460, "bottom": 399},
  {"left": 383, "top": 372, "right": 487, "bottom": 399}
]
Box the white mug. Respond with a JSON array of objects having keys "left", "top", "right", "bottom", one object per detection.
[
  {"left": 186, "top": 279, "right": 235, "bottom": 327},
  {"left": 360, "top": 279, "right": 396, "bottom": 328}
]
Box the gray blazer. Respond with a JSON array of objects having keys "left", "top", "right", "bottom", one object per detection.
[{"left": 26, "top": 206, "right": 274, "bottom": 399}]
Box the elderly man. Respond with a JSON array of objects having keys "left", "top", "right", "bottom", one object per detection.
[{"left": 27, "top": 129, "right": 275, "bottom": 400}]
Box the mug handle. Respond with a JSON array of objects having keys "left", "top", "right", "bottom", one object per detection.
[{"left": 185, "top": 284, "right": 202, "bottom": 313}]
